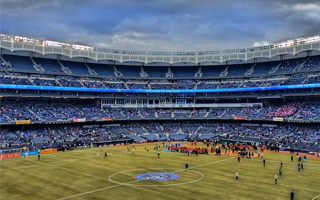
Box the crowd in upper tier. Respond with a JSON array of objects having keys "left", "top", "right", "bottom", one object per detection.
[
  {"left": 1, "top": 54, "right": 320, "bottom": 91},
  {"left": 0, "top": 100, "right": 320, "bottom": 123},
  {"left": 1, "top": 73, "right": 320, "bottom": 90},
  {"left": 0, "top": 55, "right": 320, "bottom": 87},
  {"left": 1, "top": 122, "right": 319, "bottom": 152}
]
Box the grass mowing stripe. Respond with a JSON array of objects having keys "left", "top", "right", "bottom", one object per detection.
[
  {"left": 1, "top": 143, "right": 319, "bottom": 200},
  {"left": 57, "top": 157, "right": 232, "bottom": 199}
]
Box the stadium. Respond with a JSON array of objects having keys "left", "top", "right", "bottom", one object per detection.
[{"left": 0, "top": 1, "right": 320, "bottom": 200}]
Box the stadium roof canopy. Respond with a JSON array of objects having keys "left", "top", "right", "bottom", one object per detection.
[{"left": 1, "top": 34, "right": 319, "bottom": 64}]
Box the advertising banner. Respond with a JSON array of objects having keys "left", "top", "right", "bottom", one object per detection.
[
  {"left": 234, "top": 116, "right": 246, "bottom": 121},
  {"left": 0, "top": 152, "right": 21, "bottom": 160},
  {"left": 41, "top": 149, "right": 58, "bottom": 155},
  {"left": 73, "top": 118, "right": 86, "bottom": 123},
  {"left": 102, "top": 117, "right": 113, "bottom": 121},
  {"left": 273, "top": 117, "right": 284, "bottom": 122},
  {"left": 21, "top": 151, "right": 39, "bottom": 157},
  {"left": 15, "top": 120, "right": 31, "bottom": 125}
]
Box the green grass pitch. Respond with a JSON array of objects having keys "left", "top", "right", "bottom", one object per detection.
[{"left": 0, "top": 143, "right": 319, "bottom": 200}]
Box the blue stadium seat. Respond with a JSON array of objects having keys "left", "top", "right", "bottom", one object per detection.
[
  {"left": 116, "top": 65, "right": 141, "bottom": 77},
  {"left": 60, "top": 60, "right": 90, "bottom": 75},
  {"left": 33, "top": 57, "right": 63, "bottom": 73},
  {"left": 2, "top": 55, "right": 36, "bottom": 72},
  {"left": 144, "top": 66, "right": 168, "bottom": 77},
  {"left": 171, "top": 66, "right": 197, "bottom": 78}
]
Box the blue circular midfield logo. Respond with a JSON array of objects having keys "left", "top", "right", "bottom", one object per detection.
[{"left": 136, "top": 172, "right": 180, "bottom": 182}]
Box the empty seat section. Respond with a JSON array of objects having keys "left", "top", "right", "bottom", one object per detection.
[
  {"left": 2, "top": 55, "right": 35, "bottom": 72},
  {"left": 61, "top": 61, "right": 89, "bottom": 75},
  {"left": 254, "top": 61, "right": 278, "bottom": 75},
  {"left": 227, "top": 64, "right": 251, "bottom": 77},
  {"left": 33, "top": 57, "right": 62, "bottom": 73},
  {"left": 144, "top": 66, "right": 168, "bottom": 77},
  {"left": 87, "top": 63, "right": 115, "bottom": 77},
  {"left": 116, "top": 65, "right": 140, "bottom": 77},
  {"left": 202, "top": 65, "right": 225, "bottom": 77},
  {"left": 171, "top": 66, "right": 197, "bottom": 78}
]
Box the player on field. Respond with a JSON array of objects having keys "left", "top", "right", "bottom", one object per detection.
[
  {"left": 104, "top": 152, "right": 107, "bottom": 158},
  {"left": 290, "top": 190, "right": 295, "bottom": 200},
  {"left": 157, "top": 151, "right": 160, "bottom": 158},
  {"left": 263, "top": 159, "right": 266, "bottom": 167},
  {"left": 235, "top": 171, "right": 239, "bottom": 181},
  {"left": 298, "top": 156, "right": 302, "bottom": 162},
  {"left": 279, "top": 165, "right": 283, "bottom": 176},
  {"left": 185, "top": 163, "right": 189, "bottom": 171},
  {"left": 274, "top": 174, "right": 278, "bottom": 184}
]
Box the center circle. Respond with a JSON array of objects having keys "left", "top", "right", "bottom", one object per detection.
[
  {"left": 135, "top": 172, "right": 180, "bottom": 182},
  {"left": 108, "top": 168, "right": 204, "bottom": 187}
]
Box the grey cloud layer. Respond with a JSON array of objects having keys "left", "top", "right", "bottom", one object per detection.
[{"left": 0, "top": 0, "right": 319, "bottom": 51}]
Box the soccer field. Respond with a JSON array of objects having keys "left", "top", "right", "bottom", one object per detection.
[{"left": 0, "top": 143, "right": 319, "bottom": 200}]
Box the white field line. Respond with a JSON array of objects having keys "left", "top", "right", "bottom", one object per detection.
[
  {"left": 108, "top": 169, "right": 204, "bottom": 187},
  {"left": 57, "top": 157, "right": 233, "bottom": 200},
  {"left": 0, "top": 153, "right": 132, "bottom": 171},
  {"left": 312, "top": 194, "right": 320, "bottom": 200}
]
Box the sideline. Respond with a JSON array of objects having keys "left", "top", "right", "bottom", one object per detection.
[{"left": 0, "top": 152, "right": 134, "bottom": 171}]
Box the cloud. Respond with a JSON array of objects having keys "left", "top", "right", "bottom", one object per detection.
[
  {"left": 278, "top": 2, "right": 320, "bottom": 22},
  {"left": 0, "top": 0, "right": 75, "bottom": 13},
  {"left": 0, "top": 0, "right": 319, "bottom": 51}
]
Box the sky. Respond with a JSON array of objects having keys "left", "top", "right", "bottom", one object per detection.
[{"left": 0, "top": 0, "right": 319, "bottom": 51}]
